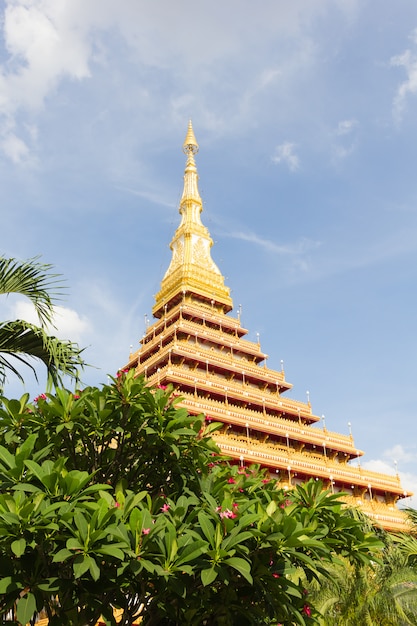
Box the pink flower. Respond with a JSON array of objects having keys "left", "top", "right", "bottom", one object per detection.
[
  {"left": 262, "top": 478, "right": 270, "bottom": 484},
  {"left": 114, "top": 502, "right": 120, "bottom": 508},
  {"left": 302, "top": 604, "right": 311, "bottom": 617},
  {"left": 219, "top": 508, "right": 237, "bottom": 519},
  {"left": 227, "top": 478, "right": 236, "bottom": 484},
  {"left": 34, "top": 393, "right": 47, "bottom": 402},
  {"left": 73, "top": 394, "right": 80, "bottom": 400},
  {"left": 142, "top": 528, "right": 150, "bottom": 535},
  {"left": 158, "top": 384, "right": 167, "bottom": 390},
  {"left": 160, "top": 503, "right": 170, "bottom": 513},
  {"left": 272, "top": 573, "right": 280, "bottom": 579}
]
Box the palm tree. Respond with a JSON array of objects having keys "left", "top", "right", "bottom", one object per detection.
[
  {"left": 0, "top": 256, "right": 85, "bottom": 390},
  {"left": 307, "top": 510, "right": 417, "bottom": 625}
]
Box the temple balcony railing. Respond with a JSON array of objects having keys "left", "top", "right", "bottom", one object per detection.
[
  {"left": 174, "top": 318, "right": 264, "bottom": 358},
  {"left": 145, "top": 364, "right": 314, "bottom": 422},
  {"left": 180, "top": 391, "right": 358, "bottom": 454},
  {"left": 157, "top": 317, "right": 271, "bottom": 362},
  {"left": 169, "top": 339, "right": 286, "bottom": 387},
  {"left": 178, "top": 301, "right": 244, "bottom": 334},
  {"left": 138, "top": 338, "right": 290, "bottom": 392},
  {"left": 214, "top": 434, "right": 405, "bottom": 494},
  {"left": 140, "top": 301, "right": 245, "bottom": 346},
  {"left": 342, "top": 496, "right": 410, "bottom": 531}
]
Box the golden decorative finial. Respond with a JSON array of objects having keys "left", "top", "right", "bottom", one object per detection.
[
  {"left": 183, "top": 120, "right": 199, "bottom": 155},
  {"left": 152, "top": 121, "right": 233, "bottom": 317}
]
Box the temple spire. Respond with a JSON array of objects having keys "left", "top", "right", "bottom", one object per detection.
[
  {"left": 152, "top": 122, "right": 233, "bottom": 317},
  {"left": 179, "top": 120, "right": 203, "bottom": 216},
  {"left": 183, "top": 120, "right": 199, "bottom": 155}
]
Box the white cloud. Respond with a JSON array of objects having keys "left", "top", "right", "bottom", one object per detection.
[
  {"left": 12, "top": 300, "right": 90, "bottom": 344},
  {"left": 272, "top": 142, "right": 300, "bottom": 172},
  {"left": 391, "top": 30, "right": 417, "bottom": 122},
  {"left": 363, "top": 456, "right": 417, "bottom": 509},
  {"left": 336, "top": 118, "right": 358, "bottom": 135},
  {"left": 0, "top": 0, "right": 94, "bottom": 162},
  {"left": 0, "top": 132, "right": 31, "bottom": 164},
  {"left": 3, "top": 1, "right": 91, "bottom": 109},
  {"left": 383, "top": 443, "right": 416, "bottom": 465},
  {"left": 0, "top": 0, "right": 359, "bottom": 162}
]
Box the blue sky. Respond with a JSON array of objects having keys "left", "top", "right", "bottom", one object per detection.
[{"left": 1, "top": 0, "right": 417, "bottom": 505}]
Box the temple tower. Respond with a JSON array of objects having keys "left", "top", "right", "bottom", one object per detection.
[{"left": 126, "top": 122, "right": 410, "bottom": 531}]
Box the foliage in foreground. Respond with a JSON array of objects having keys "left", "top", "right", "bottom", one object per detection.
[
  {"left": 0, "top": 372, "right": 384, "bottom": 625},
  {"left": 0, "top": 256, "right": 85, "bottom": 390}
]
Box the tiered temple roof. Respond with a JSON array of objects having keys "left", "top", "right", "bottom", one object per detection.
[{"left": 126, "top": 121, "right": 411, "bottom": 532}]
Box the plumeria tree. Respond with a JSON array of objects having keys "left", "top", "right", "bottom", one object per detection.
[
  {"left": 0, "top": 372, "right": 383, "bottom": 625},
  {"left": 0, "top": 256, "right": 85, "bottom": 390}
]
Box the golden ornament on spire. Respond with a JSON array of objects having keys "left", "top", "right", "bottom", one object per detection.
[{"left": 183, "top": 120, "right": 199, "bottom": 155}]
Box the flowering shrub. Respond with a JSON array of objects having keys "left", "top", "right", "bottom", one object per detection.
[{"left": 0, "top": 374, "right": 382, "bottom": 625}]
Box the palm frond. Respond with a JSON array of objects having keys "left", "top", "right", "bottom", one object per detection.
[
  {"left": 403, "top": 508, "right": 417, "bottom": 532},
  {"left": 0, "top": 319, "right": 85, "bottom": 388},
  {"left": 0, "top": 256, "right": 65, "bottom": 327}
]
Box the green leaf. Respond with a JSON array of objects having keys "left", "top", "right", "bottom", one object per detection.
[
  {"left": 11, "top": 537, "right": 26, "bottom": 556},
  {"left": 176, "top": 539, "right": 208, "bottom": 566},
  {"left": 0, "top": 445, "right": 15, "bottom": 470},
  {"left": 16, "top": 592, "right": 36, "bottom": 625},
  {"left": 89, "top": 556, "right": 100, "bottom": 581},
  {"left": 201, "top": 566, "right": 218, "bottom": 586},
  {"left": 224, "top": 557, "right": 253, "bottom": 583},
  {"left": 96, "top": 545, "right": 126, "bottom": 560},
  {"left": 73, "top": 555, "right": 91, "bottom": 579},
  {"left": 67, "top": 538, "right": 84, "bottom": 551},
  {"left": 266, "top": 500, "right": 277, "bottom": 516},
  {"left": 222, "top": 530, "right": 254, "bottom": 551},
  {"left": 198, "top": 511, "right": 215, "bottom": 545},
  {"left": 74, "top": 510, "right": 89, "bottom": 541},
  {"left": 52, "top": 548, "right": 73, "bottom": 562},
  {"left": 0, "top": 576, "right": 20, "bottom": 594},
  {"left": 37, "top": 578, "right": 60, "bottom": 592}
]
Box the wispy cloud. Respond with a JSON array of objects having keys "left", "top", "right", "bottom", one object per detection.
[
  {"left": 271, "top": 142, "right": 300, "bottom": 172},
  {"left": 391, "top": 28, "right": 417, "bottom": 123},
  {"left": 116, "top": 186, "right": 176, "bottom": 210},
  {"left": 336, "top": 119, "right": 358, "bottom": 136},
  {"left": 227, "top": 231, "right": 320, "bottom": 256},
  {"left": 331, "top": 118, "right": 359, "bottom": 160}
]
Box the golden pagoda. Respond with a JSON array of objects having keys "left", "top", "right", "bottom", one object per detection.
[{"left": 126, "top": 121, "right": 410, "bottom": 532}]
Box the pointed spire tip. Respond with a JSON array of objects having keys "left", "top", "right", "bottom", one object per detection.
[{"left": 183, "top": 120, "right": 199, "bottom": 155}]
